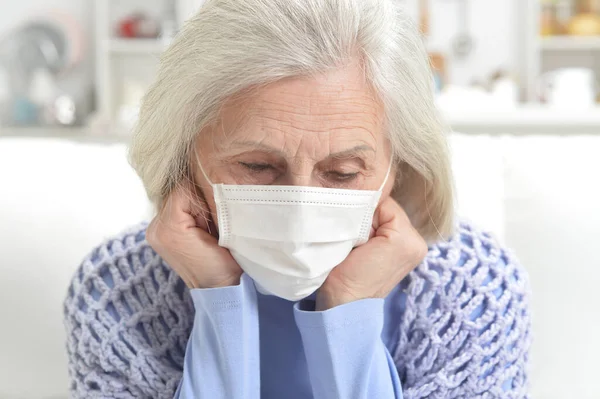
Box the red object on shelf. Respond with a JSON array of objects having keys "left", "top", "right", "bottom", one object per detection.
[
  {"left": 117, "top": 13, "right": 159, "bottom": 39},
  {"left": 118, "top": 18, "right": 137, "bottom": 38}
]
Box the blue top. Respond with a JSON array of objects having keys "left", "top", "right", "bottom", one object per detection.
[
  {"left": 63, "top": 222, "right": 531, "bottom": 398},
  {"left": 175, "top": 274, "right": 403, "bottom": 398}
]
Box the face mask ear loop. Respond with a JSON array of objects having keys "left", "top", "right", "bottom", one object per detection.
[
  {"left": 194, "top": 150, "right": 214, "bottom": 186},
  {"left": 194, "top": 149, "right": 222, "bottom": 239},
  {"left": 378, "top": 155, "right": 394, "bottom": 192}
]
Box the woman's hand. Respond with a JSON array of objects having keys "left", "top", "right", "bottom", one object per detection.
[
  {"left": 316, "top": 197, "right": 428, "bottom": 311},
  {"left": 146, "top": 184, "right": 243, "bottom": 289}
]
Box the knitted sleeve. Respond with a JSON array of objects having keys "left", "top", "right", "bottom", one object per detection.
[
  {"left": 63, "top": 226, "right": 193, "bottom": 398},
  {"left": 393, "top": 223, "right": 532, "bottom": 399}
]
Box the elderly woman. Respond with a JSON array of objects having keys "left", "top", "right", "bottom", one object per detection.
[{"left": 64, "top": 0, "right": 530, "bottom": 398}]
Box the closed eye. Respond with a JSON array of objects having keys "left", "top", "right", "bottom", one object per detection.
[
  {"left": 239, "top": 162, "right": 274, "bottom": 172},
  {"left": 326, "top": 171, "right": 359, "bottom": 182}
]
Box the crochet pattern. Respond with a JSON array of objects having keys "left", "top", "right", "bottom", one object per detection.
[
  {"left": 394, "top": 223, "right": 531, "bottom": 399},
  {"left": 63, "top": 222, "right": 531, "bottom": 398}
]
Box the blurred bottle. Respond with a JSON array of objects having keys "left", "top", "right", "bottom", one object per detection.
[
  {"left": 419, "top": 0, "right": 430, "bottom": 37},
  {"left": 555, "top": 0, "right": 574, "bottom": 33},
  {"left": 429, "top": 53, "right": 445, "bottom": 93},
  {"left": 540, "top": 1, "right": 561, "bottom": 36}
]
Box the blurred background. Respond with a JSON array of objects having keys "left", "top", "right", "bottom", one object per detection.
[{"left": 0, "top": 0, "right": 599, "bottom": 398}]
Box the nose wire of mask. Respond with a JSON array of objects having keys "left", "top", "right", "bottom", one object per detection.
[{"left": 195, "top": 151, "right": 394, "bottom": 301}]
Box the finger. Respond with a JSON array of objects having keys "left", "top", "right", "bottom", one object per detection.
[
  {"left": 160, "top": 180, "right": 211, "bottom": 231},
  {"left": 375, "top": 198, "right": 429, "bottom": 265},
  {"left": 372, "top": 197, "right": 410, "bottom": 235},
  {"left": 159, "top": 184, "right": 197, "bottom": 229},
  {"left": 155, "top": 183, "right": 217, "bottom": 248},
  {"left": 189, "top": 182, "right": 213, "bottom": 233},
  {"left": 368, "top": 226, "right": 376, "bottom": 240}
]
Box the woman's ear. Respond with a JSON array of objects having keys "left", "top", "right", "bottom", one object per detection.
[
  {"left": 185, "top": 178, "right": 214, "bottom": 232},
  {"left": 390, "top": 163, "right": 427, "bottom": 233},
  {"left": 186, "top": 169, "right": 220, "bottom": 238}
]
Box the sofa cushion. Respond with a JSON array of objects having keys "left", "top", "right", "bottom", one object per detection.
[{"left": 0, "top": 137, "right": 152, "bottom": 398}]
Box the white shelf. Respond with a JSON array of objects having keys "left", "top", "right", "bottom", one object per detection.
[
  {"left": 540, "top": 36, "right": 600, "bottom": 51},
  {"left": 443, "top": 105, "right": 600, "bottom": 134},
  {"left": 0, "top": 126, "right": 129, "bottom": 143},
  {"left": 5, "top": 105, "right": 600, "bottom": 140},
  {"left": 95, "top": 1, "right": 201, "bottom": 126},
  {"left": 107, "top": 38, "right": 168, "bottom": 55}
]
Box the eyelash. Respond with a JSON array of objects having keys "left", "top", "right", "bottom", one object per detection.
[
  {"left": 325, "top": 171, "right": 359, "bottom": 181},
  {"left": 239, "top": 162, "right": 359, "bottom": 182},
  {"left": 240, "top": 162, "right": 273, "bottom": 172}
]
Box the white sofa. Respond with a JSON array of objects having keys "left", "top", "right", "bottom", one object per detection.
[
  {"left": 0, "top": 133, "right": 598, "bottom": 398},
  {"left": 0, "top": 137, "right": 152, "bottom": 399}
]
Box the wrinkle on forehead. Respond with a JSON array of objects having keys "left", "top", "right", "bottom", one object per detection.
[{"left": 200, "top": 61, "right": 386, "bottom": 160}]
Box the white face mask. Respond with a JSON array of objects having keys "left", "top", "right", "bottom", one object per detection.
[{"left": 199, "top": 159, "right": 392, "bottom": 301}]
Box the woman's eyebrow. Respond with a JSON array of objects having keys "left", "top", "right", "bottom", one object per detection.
[
  {"left": 227, "top": 140, "right": 286, "bottom": 156},
  {"left": 328, "top": 145, "right": 375, "bottom": 159},
  {"left": 228, "top": 140, "right": 375, "bottom": 159}
]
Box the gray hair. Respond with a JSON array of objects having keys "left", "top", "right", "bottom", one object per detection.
[{"left": 129, "top": 0, "right": 454, "bottom": 241}]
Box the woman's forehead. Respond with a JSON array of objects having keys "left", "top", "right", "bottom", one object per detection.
[{"left": 204, "top": 64, "right": 385, "bottom": 156}]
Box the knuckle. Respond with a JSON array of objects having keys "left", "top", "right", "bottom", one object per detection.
[
  {"left": 158, "top": 229, "right": 177, "bottom": 249},
  {"left": 147, "top": 218, "right": 173, "bottom": 249},
  {"left": 146, "top": 221, "right": 159, "bottom": 245},
  {"left": 412, "top": 237, "right": 429, "bottom": 263}
]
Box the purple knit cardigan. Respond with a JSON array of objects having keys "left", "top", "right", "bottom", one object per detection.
[{"left": 64, "top": 221, "right": 531, "bottom": 398}]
